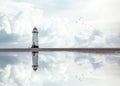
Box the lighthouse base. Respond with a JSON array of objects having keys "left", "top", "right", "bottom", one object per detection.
[{"left": 31, "top": 45, "right": 39, "bottom": 48}]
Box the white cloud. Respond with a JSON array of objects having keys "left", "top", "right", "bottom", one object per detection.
[{"left": 0, "top": 0, "right": 120, "bottom": 47}]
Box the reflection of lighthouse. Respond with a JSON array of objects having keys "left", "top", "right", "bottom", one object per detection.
[
  {"left": 32, "top": 27, "right": 39, "bottom": 48},
  {"left": 32, "top": 27, "right": 39, "bottom": 71},
  {"left": 32, "top": 51, "right": 38, "bottom": 71}
]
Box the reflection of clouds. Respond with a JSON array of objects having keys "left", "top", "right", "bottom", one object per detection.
[
  {"left": 38, "top": 52, "right": 105, "bottom": 81},
  {"left": 39, "top": 61, "right": 50, "bottom": 70},
  {"left": 0, "top": 64, "right": 32, "bottom": 86},
  {"left": 38, "top": 52, "right": 120, "bottom": 84},
  {"left": 0, "top": 52, "right": 31, "bottom": 86},
  {"left": 0, "top": 52, "right": 120, "bottom": 86},
  {"left": 74, "top": 53, "right": 104, "bottom": 69},
  {"left": 0, "top": 55, "right": 18, "bottom": 68},
  {"left": 106, "top": 54, "right": 120, "bottom": 66},
  {"left": 0, "top": 52, "right": 31, "bottom": 68}
]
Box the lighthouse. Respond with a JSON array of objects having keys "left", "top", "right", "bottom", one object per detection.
[
  {"left": 32, "top": 27, "right": 39, "bottom": 71},
  {"left": 32, "top": 27, "right": 39, "bottom": 48}
]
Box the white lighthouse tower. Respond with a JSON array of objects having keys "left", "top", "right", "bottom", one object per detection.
[
  {"left": 32, "top": 27, "right": 39, "bottom": 71},
  {"left": 32, "top": 27, "right": 39, "bottom": 48}
]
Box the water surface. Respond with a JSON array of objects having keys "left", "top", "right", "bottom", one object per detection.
[{"left": 0, "top": 52, "right": 120, "bottom": 86}]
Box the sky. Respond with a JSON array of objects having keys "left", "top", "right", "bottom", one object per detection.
[{"left": 0, "top": 0, "right": 120, "bottom": 86}]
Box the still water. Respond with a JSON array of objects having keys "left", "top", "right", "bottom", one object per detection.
[{"left": 0, "top": 52, "right": 120, "bottom": 86}]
